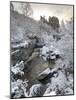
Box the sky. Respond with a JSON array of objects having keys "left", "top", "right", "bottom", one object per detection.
[{"left": 12, "top": 2, "right": 73, "bottom": 23}]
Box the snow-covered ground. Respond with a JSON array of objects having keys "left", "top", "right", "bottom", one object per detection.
[{"left": 10, "top": 8, "right": 74, "bottom": 98}]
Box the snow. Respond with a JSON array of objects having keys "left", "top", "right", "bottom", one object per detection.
[
  {"left": 41, "top": 46, "right": 49, "bottom": 55},
  {"left": 38, "top": 68, "right": 51, "bottom": 76},
  {"left": 11, "top": 49, "right": 20, "bottom": 55},
  {"left": 40, "top": 45, "right": 61, "bottom": 61},
  {"left": 11, "top": 61, "right": 24, "bottom": 75},
  {"left": 64, "top": 87, "right": 73, "bottom": 95},
  {"left": 44, "top": 91, "right": 56, "bottom": 96},
  {"left": 11, "top": 79, "right": 29, "bottom": 98},
  {"left": 10, "top": 7, "right": 74, "bottom": 98},
  {"left": 29, "top": 84, "right": 44, "bottom": 97},
  {"left": 50, "top": 70, "right": 67, "bottom": 90},
  {"left": 11, "top": 40, "right": 29, "bottom": 48},
  {"left": 50, "top": 54, "right": 56, "bottom": 60}
]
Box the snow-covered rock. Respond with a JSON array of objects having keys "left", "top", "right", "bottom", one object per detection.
[
  {"left": 11, "top": 61, "right": 24, "bottom": 76},
  {"left": 50, "top": 70, "right": 67, "bottom": 90},
  {"left": 28, "top": 84, "right": 45, "bottom": 97},
  {"left": 11, "top": 79, "right": 28, "bottom": 98},
  {"left": 44, "top": 90, "right": 56, "bottom": 96},
  {"left": 40, "top": 45, "right": 61, "bottom": 61},
  {"left": 11, "top": 40, "right": 29, "bottom": 49}
]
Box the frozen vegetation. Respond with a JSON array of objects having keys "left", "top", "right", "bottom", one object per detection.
[{"left": 10, "top": 4, "right": 74, "bottom": 98}]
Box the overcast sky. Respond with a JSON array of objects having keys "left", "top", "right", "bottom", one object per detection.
[{"left": 13, "top": 2, "right": 73, "bottom": 23}]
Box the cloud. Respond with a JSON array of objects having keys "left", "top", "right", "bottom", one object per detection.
[{"left": 30, "top": 3, "right": 73, "bottom": 22}]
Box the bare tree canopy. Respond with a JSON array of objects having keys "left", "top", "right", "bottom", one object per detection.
[
  {"left": 21, "top": 2, "right": 33, "bottom": 16},
  {"left": 10, "top": 2, "right": 14, "bottom": 11}
]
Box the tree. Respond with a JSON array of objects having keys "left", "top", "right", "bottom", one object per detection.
[
  {"left": 21, "top": 2, "right": 33, "bottom": 17},
  {"left": 48, "top": 16, "right": 60, "bottom": 29},
  {"left": 10, "top": 2, "right": 14, "bottom": 11},
  {"left": 61, "top": 20, "right": 65, "bottom": 28}
]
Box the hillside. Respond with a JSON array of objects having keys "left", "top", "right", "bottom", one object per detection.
[{"left": 10, "top": 10, "right": 74, "bottom": 98}]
